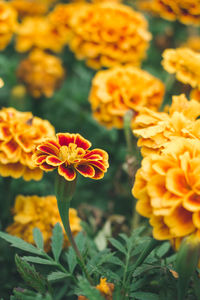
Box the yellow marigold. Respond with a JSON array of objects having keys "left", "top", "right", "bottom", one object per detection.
[
  {"left": 9, "top": 0, "right": 49, "bottom": 17},
  {"left": 132, "top": 137, "right": 200, "bottom": 243},
  {"left": 17, "top": 49, "right": 65, "bottom": 98},
  {"left": 69, "top": 3, "right": 151, "bottom": 69},
  {"left": 78, "top": 278, "right": 115, "bottom": 300},
  {"left": 162, "top": 48, "right": 200, "bottom": 88},
  {"left": 133, "top": 94, "right": 200, "bottom": 156},
  {"left": 0, "top": 1, "right": 17, "bottom": 50},
  {"left": 0, "top": 107, "right": 55, "bottom": 181},
  {"left": 89, "top": 65, "right": 165, "bottom": 129},
  {"left": 6, "top": 195, "right": 82, "bottom": 251}
]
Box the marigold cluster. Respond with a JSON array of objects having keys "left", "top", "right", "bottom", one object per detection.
[
  {"left": 78, "top": 278, "right": 114, "bottom": 300},
  {"left": 17, "top": 49, "right": 65, "bottom": 98},
  {"left": 0, "top": 1, "right": 17, "bottom": 50},
  {"left": 162, "top": 48, "right": 200, "bottom": 88},
  {"left": 6, "top": 195, "right": 82, "bottom": 251},
  {"left": 32, "top": 133, "right": 109, "bottom": 181},
  {"left": 89, "top": 65, "right": 165, "bottom": 129},
  {"left": 69, "top": 3, "right": 151, "bottom": 69},
  {"left": 133, "top": 94, "right": 200, "bottom": 156},
  {"left": 0, "top": 107, "right": 55, "bottom": 181}
]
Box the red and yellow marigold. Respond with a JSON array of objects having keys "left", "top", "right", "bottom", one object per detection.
[
  {"left": 0, "top": 1, "right": 17, "bottom": 50},
  {"left": 69, "top": 3, "right": 151, "bottom": 69},
  {"left": 0, "top": 107, "right": 55, "bottom": 181},
  {"left": 78, "top": 278, "right": 114, "bottom": 300},
  {"left": 6, "top": 195, "right": 82, "bottom": 251},
  {"left": 32, "top": 133, "right": 109, "bottom": 181},
  {"left": 132, "top": 137, "right": 200, "bottom": 247},
  {"left": 89, "top": 65, "right": 164, "bottom": 129},
  {"left": 133, "top": 94, "right": 200, "bottom": 156},
  {"left": 17, "top": 49, "right": 65, "bottom": 98}
]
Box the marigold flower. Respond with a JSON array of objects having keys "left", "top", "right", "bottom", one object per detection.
[
  {"left": 6, "top": 195, "right": 82, "bottom": 251},
  {"left": 89, "top": 65, "right": 164, "bottom": 129},
  {"left": 33, "top": 133, "right": 109, "bottom": 181},
  {"left": 0, "top": 107, "right": 55, "bottom": 181},
  {"left": 132, "top": 137, "right": 200, "bottom": 242},
  {"left": 17, "top": 49, "right": 65, "bottom": 98},
  {"left": 162, "top": 48, "right": 200, "bottom": 88},
  {"left": 182, "top": 36, "right": 200, "bottom": 53},
  {"left": 0, "top": 1, "right": 17, "bottom": 50},
  {"left": 10, "top": 0, "right": 49, "bottom": 17},
  {"left": 133, "top": 94, "right": 200, "bottom": 156},
  {"left": 69, "top": 3, "right": 151, "bottom": 69},
  {"left": 78, "top": 278, "right": 115, "bottom": 300}
]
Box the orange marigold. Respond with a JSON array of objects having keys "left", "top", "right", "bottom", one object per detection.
[
  {"left": 32, "top": 133, "right": 109, "bottom": 181},
  {"left": 162, "top": 48, "right": 200, "bottom": 88},
  {"left": 69, "top": 3, "right": 151, "bottom": 69},
  {"left": 89, "top": 65, "right": 165, "bottom": 129},
  {"left": 132, "top": 137, "right": 200, "bottom": 244},
  {"left": 78, "top": 278, "right": 114, "bottom": 300},
  {"left": 10, "top": 0, "right": 49, "bottom": 17},
  {"left": 17, "top": 49, "right": 65, "bottom": 98},
  {"left": 6, "top": 195, "right": 82, "bottom": 251},
  {"left": 0, "top": 107, "right": 55, "bottom": 181},
  {"left": 133, "top": 94, "right": 200, "bottom": 156},
  {"left": 0, "top": 1, "right": 17, "bottom": 50}
]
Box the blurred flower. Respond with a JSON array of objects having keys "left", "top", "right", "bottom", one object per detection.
[
  {"left": 33, "top": 133, "right": 109, "bottom": 181},
  {"left": 0, "top": 78, "right": 4, "bottom": 88},
  {"left": 11, "top": 84, "right": 26, "bottom": 99},
  {"left": 0, "top": 107, "right": 55, "bottom": 181},
  {"left": 78, "top": 278, "right": 115, "bottom": 300},
  {"left": 190, "top": 88, "right": 200, "bottom": 102},
  {"left": 89, "top": 65, "right": 165, "bottom": 129},
  {"left": 132, "top": 137, "right": 200, "bottom": 242},
  {"left": 6, "top": 195, "right": 82, "bottom": 251},
  {"left": 162, "top": 48, "right": 200, "bottom": 88},
  {"left": 69, "top": 3, "right": 151, "bottom": 69},
  {"left": 10, "top": 0, "right": 49, "bottom": 17},
  {"left": 17, "top": 49, "right": 65, "bottom": 98},
  {"left": 182, "top": 36, "right": 200, "bottom": 53},
  {"left": 0, "top": 1, "right": 17, "bottom": 50},
  {"left": 133, "top": 94, "right": 200, "bottom": 156}
]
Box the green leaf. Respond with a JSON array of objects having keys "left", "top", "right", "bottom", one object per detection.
[
  {"left": 47, "top": 271, "right": 70, "bottom": 282},
  {"left": 33, "top": 228, "right": 44, "bottom": 250},
  {"left": 65, "top": 246, "right": 77, "bottom": 274},
  {"left": 77, "top": 277, "right": 104, "bottom": 300},
  {"left": 51, "top": 223, "right": 63, "bottom": 262},
  {"left": 23, "top": 256, "right": 57, "bottom": 266},
  {"left": 0, "top": 232, "right": 44, "bottom": 256},
  {"left": 131, "top": 292, "right": 159, "bottom": 300},
  {"left": 109, "top": 238, "right": 126, "bottom": 254},
  {"left": 155, "top": 242, "right": 171, "bottom": 258}
]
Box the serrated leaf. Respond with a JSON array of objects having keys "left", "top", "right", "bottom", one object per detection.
[
  {"left": 155, "top": 242, "right": 171, "bottom": 258},
  {"left": 131, "top": 292, "right": 159, "bottom": 300},
  {"left": 66, "top": 246, "right": 77, "bottom": 274},
  {"left": 33, "top": 228, "right": 44, "bottom": 250},
  {"left": 47, "top": 271, "right": 70, "bottom": 282},
  {"left": 109, "top": 238, "right": 126, "bottom": 254},
  {"left": 0, "top": 232, "right": 44, "bottom": 256},
  {"left": 51, "top": 223, "right": 63, "bottom": 262},
  {"left": 23, "top": 256, "right": 57, "bottom": 266}
]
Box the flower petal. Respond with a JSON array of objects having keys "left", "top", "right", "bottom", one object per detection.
[
  {"left": 37, "top": 144, "right": 58, "bottom": 156},
  {"left": 166, "top": 168, "right": 190, "bottom": 197},
  {"left": 46, "top": 156, "right": 63, "bottom": 166},
  {"left": 92, "top": 166, "right": 104, "bottom": 179},
  {"left": 183, "top": 191, "right": 200, "bottom": 212},
  {"left": 76, "top": 164, "right": 95, "bottom": 178},
  {"left": 58, "top": 164, "right": 76, "bottom": 181},
  {"left": 40, "top": 162, "right": 55, "bottom": 171},
  {"left": 75, "top": 134, "right": 91, "bottom": 150},
  {"left": 34, "top": 154, "right": 47, "bottom": 165},
  {"left": 57, "top": 133, "right": 75, "bottom": 147}
]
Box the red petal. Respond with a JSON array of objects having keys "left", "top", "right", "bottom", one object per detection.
[
  {"left": 46, "top": 156, "right": 63, "bottom": 166},
  {"left": 37, "top": 144, "right": 58, "bottom": 156},
  {"left": 84, "top": 149, "right": 108, "bottom": 160},
  {"left": 58, "top": 164, "right": 76, "bottom": 181},
  {"left": 76, "top": 164, "right": 95, "bottom": 177},
  {"left": 75, "top": 134, "right": 91, "bottom": 150},
  {"left": 89, "top": 160, "right": 107, "bottom": 171},
  {"left": 40, "top": 162, "right": 55, "bottom": 171},
  {"left": 92, "top": 167, "right": 104, "bottom": 179},
  {"left": 46, "top": 140, "right": 60, "bottom": 150},
  {"left": 35, "top": 154, "right": 47, "bottom": 164},
  {"left": 57, "top": 133, "right": 75, "bottom": 146}
]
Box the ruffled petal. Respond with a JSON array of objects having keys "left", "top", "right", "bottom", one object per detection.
[
  {"left": 57, "top": 133, "right": 75, "bottom": 147},
  {"left": 75, "top": 134, "right": 91, "bottom": 150},
  {"left": 46, "top": 156, "right": 63, "bottom": 166},
  {"left": 58, "top": 164, "right": 76, "bottom": 181},
  {"left": 76, "top": 164, "right": 95, "bottom": 178},
  {"left": 37, "top": 143, "right": 58, "bottom": 156},
  {"left": 40, "top": 162, "right": 55, "bottom": 171}
]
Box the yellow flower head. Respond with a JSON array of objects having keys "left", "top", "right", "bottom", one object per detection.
[
  {"left": 6, "top": 195, "right": 82, "bottom": 251},
  {"left": 17, "top": 49, "right": 65, "bottom": 98},
  {"left": 162, "top": 48, "right": 200, "bottom": 88},
  {"left": 69, "top": 3, "right": 151, "bottom": 69},
  {"left": 133, "top": 94, "right": 200, "bottom": 156},
  {"left": 78, "top": 278, "right": 115, "bottom": 300},
  {"left": 10, "top": 0, "right": 49, "bottom": 17},
  {"left": 89, "top": 65, "right": 164, "bottom": 129},
  {"left": 0, "top": 107, "right": 55, "bottom": 181},
  {"left": 0, "top": 1, "right": 17, "bottom": 50},
  {"left": 132, "top": 137, "right": 200, "bottom": 243}
]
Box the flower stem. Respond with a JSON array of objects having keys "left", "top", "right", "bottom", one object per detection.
[{"left": 55, "top": 174, "right": 93, "bottom": 285}]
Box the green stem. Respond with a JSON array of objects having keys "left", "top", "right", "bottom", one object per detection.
[
  {"left": 123, "top": 110, "right": 135, "bottom": 157},
  {"left": 55, "top": 174, "right": 93, "bottom": 285}
]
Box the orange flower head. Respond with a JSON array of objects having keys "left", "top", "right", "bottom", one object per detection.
[
  {"left": 162, "top": 48, "right": 200, "bottom": 88},
  {"left": 78, "top": 278, "right": 114, "bottom": 300},
  {"left": 10, "top": 0, "right": 49, "bottom": 17},
  {"left": 17, "top": 49, "right": 65, "bottom": 98},
  {"left": 33, "top": 133, "right": 109, "bottom": 181},
  {"left": 132, "top": 137, "right": 200, "bottom": 243},
  {"left": 133, "top": 94, "right": 200, "bottom": 156},
  {"left": 6, "top": 195, "right": 82, "bottom": 251},
  {"left": 69, "top": 3, "right": 151, "bottom": 69},
  {"left": 0, "top": 107, "right": 55, "bottom": 181},
  {"left": 89, "top": 65, "right": 164, "bottom": 129},
  {"left": 0, "top": 1, "right": 18, "bottom": 50}
]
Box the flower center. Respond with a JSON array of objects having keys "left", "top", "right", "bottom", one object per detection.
[{"left": 59, "top": 144, "right": 80, "bottom": 164}]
